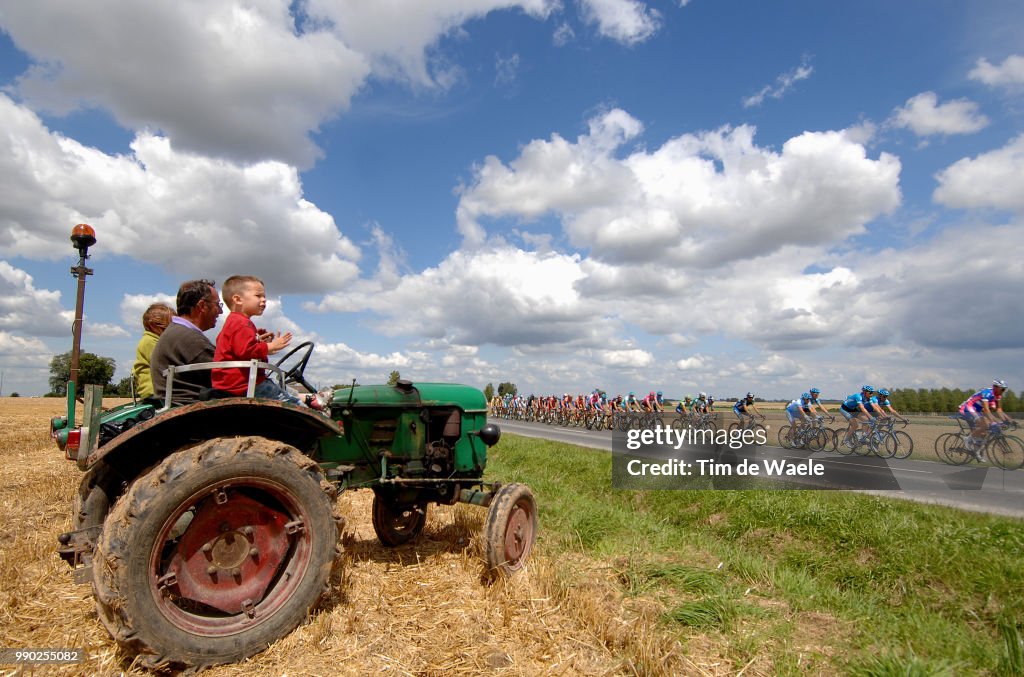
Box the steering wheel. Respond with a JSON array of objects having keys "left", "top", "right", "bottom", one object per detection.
[{"left": 273, "top": 341, "right": 316, "bottom": 394}]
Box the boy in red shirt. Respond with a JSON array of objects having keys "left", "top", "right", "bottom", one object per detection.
[{"left": 212, "top": 275, "right": 330, "bottom": 409}]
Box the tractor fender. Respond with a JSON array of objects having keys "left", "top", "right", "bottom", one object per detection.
[{"left": 84, "top": 399, "right": 340, "bottom": 490}]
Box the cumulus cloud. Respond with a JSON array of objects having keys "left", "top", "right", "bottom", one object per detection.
[
  {"left": 578, "top": 0, "right": 662, "bottom": 45},
  {"left": 0, "top": 1, "right": 580, "bottom": 166},
  {"left": 742, "top": 55, "right": 814, "bottom": 108},
  {"left": 310, "top": 245, "right": 615, "bottom": 348},
  {"left": 0, "top": 330, "right": 53, "bottom": 394},
  {"left": 890, "top": 92, "right": 989, "bottom": 137},
  {"left": 934, "top": 134, "right": 1024, "bottom": 213},
  {"left": 304, "top": 0, "right": 555, "bottom": 88},
  {"left": 598, "top": 347, "right": 654, "bottom": 367},
  {"left": 968, "top": 54, "right": 1024, "bottom": 88},
  {"left": 1, "top": 0, "right": 370, "bottom": 168},
  {"left": 0, "top": 330, "right": 50, "bottom": 360},
  {"left": 676, "top": 354, "right": 709, "bottom": 370},
  {"left": 457, "top": 108, "right": 901, "bottom": 265},
  {"left": 0, "top": 95, "right": 360, "bottom": 293},
  {"left": 119, "top": 293, "right": 177, "bottom": 329},
  {"left": 0, "top": 260, "right": 127, "bottom": 338}
]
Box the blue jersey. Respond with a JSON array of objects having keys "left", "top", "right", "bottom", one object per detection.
[
  {"left": 786, "top": 399, "right": 806, "bottom": 415},
  {"left": 863, "top": 396, "right": 880, "bottom": 413},
  {"left": 841, "top": 393, "right": 864, "bottom": 411}
]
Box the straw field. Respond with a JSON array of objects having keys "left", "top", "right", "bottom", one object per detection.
[{"left": 0, "top": 398, "right": 710, "bottom": 676}]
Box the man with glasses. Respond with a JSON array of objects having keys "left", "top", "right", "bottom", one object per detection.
[{"left": 151, "top": 279, "right": 223, "bottom": 405}]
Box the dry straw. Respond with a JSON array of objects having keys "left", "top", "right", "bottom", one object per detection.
[{"left": 1, "top": 399, "right": 734, "bottom": 676}]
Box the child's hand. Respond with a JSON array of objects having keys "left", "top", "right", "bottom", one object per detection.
[{"left": 267, "top": 332, "right": 293, "bottom": 354}]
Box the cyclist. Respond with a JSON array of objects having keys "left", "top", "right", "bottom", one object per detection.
[
  {"left": 807, "top": 387, "right": 829, "bottom": 415},
  {"left": 733, "top": 392, "right": 763, "bottom": 428},
  {"left": 707, "top": 394, "right": 716, "bottom": 411},
  {"left": 625, "top": 391, "right": 642, "bottom": 412},
  {"left": 785, "top": 392, "right": 815, "bottom": 444},
  {"left": 675, "top": 396, "right": 692, "bottom": 424},
  {"left": 839, "top": 385, "right": 876, "bottom": 447},
  {"left": 958, "top": 379, "right": 1013, "bottom": 459},
  {"left": 873, "top": 389, "right": 907, "bottom": 423},
  {"left": 655, "top": 391, "right": 665, "bottom": 412}
]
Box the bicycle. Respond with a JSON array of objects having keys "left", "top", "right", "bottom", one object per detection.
[
  {"left": 837, "top": 417, "right": 885, "bottom": 457},
  {"left": 727, "top": 413, "right": 767, "bottom": 440},
  {"left": 669, "top": 411, "right": 694, "bottom": 432},
  {"left": 937, "top": 418, "right": 1023, "bottom": 469},
  {"left": 778, "top": 416, "right": 828, "bottom": 451},
  {"left": 878, "top": 417, "right": 913, "bottom": 459}
]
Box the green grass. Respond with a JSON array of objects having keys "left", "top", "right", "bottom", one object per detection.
[{"left": 487, "top": 433, "right": 1024, "bottom": 675}]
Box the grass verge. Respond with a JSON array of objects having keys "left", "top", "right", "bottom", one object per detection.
[{"left": 487, "top": 433, "right": 1024, "bottom": 675}]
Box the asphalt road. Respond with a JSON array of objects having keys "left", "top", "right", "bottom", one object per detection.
[{"left": 496, "top": 418, "right": 1024, "bottom": 519}]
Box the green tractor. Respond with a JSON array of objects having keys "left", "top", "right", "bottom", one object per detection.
[{"left": 49, "top": 226, "right": 537, "bottom": 669}]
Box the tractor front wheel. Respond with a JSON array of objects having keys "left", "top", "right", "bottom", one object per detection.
[
  {"left": 482, "top": 483, "right": 537, "bottom": 577},
  {"left": 92, "top": 436, "right": 343, "bottom": 670},
  {"left": 371, "top": 494, "right": 428, "bottom": 546}
]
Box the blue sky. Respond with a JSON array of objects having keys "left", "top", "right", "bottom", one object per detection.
[{"left": 1, "top": 0, "right": 1022, "bottom": 400}]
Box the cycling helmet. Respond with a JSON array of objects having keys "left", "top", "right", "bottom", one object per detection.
[
  {"left": 746, "top": 392, "right": 754, "bottom": 399},
  {"left": 657, "top": 390, "right": 662, "bottom": 396},
  {"left": 810, "top": 387, "right": 821, "bottom": 395},
  {"left": 879, "top": 388, "right": 890, "bottom": 396},
  {"left": 862, "top": 385, "right": 874, "bottom": 393},
  {"left": 993, "top": 379, "right": 1008, "bottom": 389},
  {"left": 629, "top": 391, "right": 634, "bottom": 396},
  {"left": 699, "top": 391, "right": 707, "bottom": 398},
  {"left": 801, "top": 392, "right": 811, "bottom": 399}
]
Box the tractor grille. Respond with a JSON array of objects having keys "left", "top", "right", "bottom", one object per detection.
[{"left": 368, "top": 419, "right": 398, "bottom": 447}]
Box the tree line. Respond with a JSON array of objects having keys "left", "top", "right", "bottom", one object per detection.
[{"left": 885, "top": 387, "right": 1021, "bottom": 414}]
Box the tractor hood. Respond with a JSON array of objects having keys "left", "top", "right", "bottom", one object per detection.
[{"left": 332, "top": 380, "right": 487, "bottom": 413}]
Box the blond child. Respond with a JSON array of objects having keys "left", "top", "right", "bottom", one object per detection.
[{"left": 132, "top": 303, "right": 174, "bottom": 398}]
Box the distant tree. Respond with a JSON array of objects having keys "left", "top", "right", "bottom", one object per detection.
[
  {"left": 107, "top": 377, "right": 134, "bottom": 397},
  {"left": 387, "top": 370, "right": 401, "bottom": 386},
  {"left": 48, "top": 351, "right": 116, "bottom": 396},
  {"left": 1002, "top": 389, "right": 1020, "bottom": 414},
  {"left": 497, "top": 382, "right": 517, "bottom": 397},
  {"left": 9, "top": 392, "right": 19, "bottom": 398},
  {"left": 484, "top": 383, "right": 495, "bottom": 400}
]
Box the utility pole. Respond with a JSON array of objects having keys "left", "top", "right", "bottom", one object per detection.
[{"left": 68, "top": 224, "right": 97, "bottom": 392}]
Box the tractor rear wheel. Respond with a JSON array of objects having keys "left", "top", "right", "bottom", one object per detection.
[
  {"left": 371, "top": 494, "right": 428, "bottom": 546},
  {"left": 483, "top": 483, "right": 537, "bottom": 577},
  {"left": 92, "top": 436, "right": 343, "bottom": 670}
]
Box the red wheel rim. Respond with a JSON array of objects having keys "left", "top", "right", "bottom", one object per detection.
[
  {"left": 503, "top": 498, "right": 535, "bottom": 568},
  {"left": 148, "top": 478, "right": 315, "bottom": 636}
]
